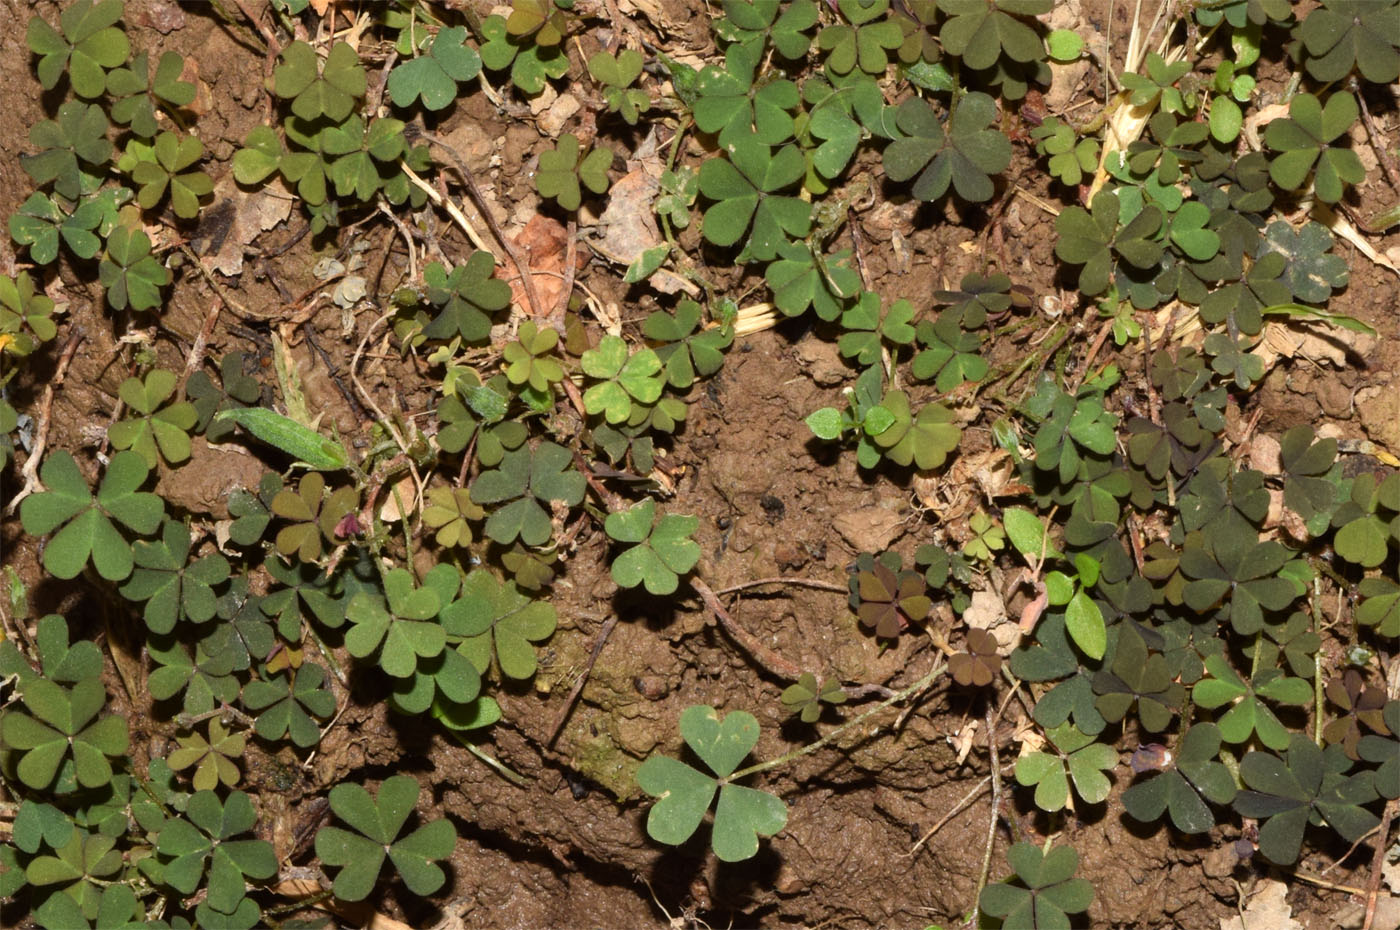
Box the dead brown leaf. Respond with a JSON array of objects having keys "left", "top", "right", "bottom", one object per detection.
[{"left": 505, "top": 213, "right": 586, "bottom": 319}]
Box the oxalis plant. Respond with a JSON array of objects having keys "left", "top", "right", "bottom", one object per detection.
[{"left": 1, "top": 0, "right": 1397, "bottom": 926}]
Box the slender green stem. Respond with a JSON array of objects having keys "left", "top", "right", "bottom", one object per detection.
[
  {"left": 1311, "top": 574, "right": 1325, "bottom": 746},
  {"left": 727, "top": 660, "right": 946, "bottom": 781}
]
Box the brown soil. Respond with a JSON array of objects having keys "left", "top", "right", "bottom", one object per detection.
[{"left": 2, "top": 1, "right": 1398, "bottom": 929}]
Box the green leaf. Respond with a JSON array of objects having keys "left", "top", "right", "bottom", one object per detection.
[
  {"left": 699, "top": 139, "right": 810, "bottom": 261},
  {"left": 28, "top": 0, "right": 129, "bottom": 99},
  {"left": 317, "top": 774, "right": 454, "bottom": 900},
  {"left": 421, "top": 253, "right": 512, "bottom": 343},
  {"left": 1265, "top": 92, "right": 1365, "bottom": 203},
  {"left": 387, "top": 26, "right": 482, "bottom": 110},
  {"left": 444, "top": 569, "right": 557, "bottom": 679},
  {"left": 20, "top": 450, "right": 162, "bottom": 581},
  {"left": 99, "top": 226, "right": 170, "bottom": 312},
  {"left": 274, "top": 40, "right": 366, "bottom": 122},
  {"left": 23, "top": 101, "right": 112, "bottom": 201},
  {"left": 216, "top": 407, "right": 350, "bottom": 471},
  {"left": 636, "top": 706, "right": 787, "bottom": 861},
  {"left": 883, "top": 93, "right": 1012, "bottom": 204}
]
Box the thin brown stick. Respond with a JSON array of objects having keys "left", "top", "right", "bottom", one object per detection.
[
  {"left": 971, "top": 704, "right": 1004, "bottom": 917},
  {"left": 556, "top": 218, "right": 578, "bottom": 322},
  {"left": 1363, "top": 796, "right": 1399, "bottom": 929},
  {"left": 691, "top": 577, "right": 804, "bottom": 681},
  {"left": 546, "top": 616, "right": 618, "bottom": 748},
  {"left": 227, "top": 0, "right": 278, "bottom": 49},
  {"left": 1356, "top": 85, "right": 1400, "bottom": 192},
  {"left": 179, "top": 299, "right": 223, "bottom": 393},
  {"left": 413, "top": 132, "right": 550, "bottom": 323},
  {"left": 5, "top": 329, "right": 83, "bottom": 515},
  {"left": 910, "top": 763, "right": 1017, "bottom": 855},
  {"left": 713, "top": 577, "right": 849, "bottom": 595}
]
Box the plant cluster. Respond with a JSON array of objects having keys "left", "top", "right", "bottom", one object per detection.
[{"left": 1, "top": 0, "right": 1396, "bottom": 926}]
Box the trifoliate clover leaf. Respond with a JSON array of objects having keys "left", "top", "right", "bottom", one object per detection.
[
  {"left": 260, "top": 554, "right": 346, "bottom": 637},
  {"left": 979, "top": 842, "right": 1094, "bottom": 929},
  {"left": 869, "top": 390, "right": 961, "bottom": 471},
  {"left": 938, "top": 0, "right": 1054, "bottom": 70},
  {"left": 422, "top": 486, "right": 485, "bottom": 549},
  {"left": 581, "top": 334, "right": 665, "bottom": 423},
  {"left": 817, "top": 0, "right": 903, "bottom": 75},
  {"left": 1054, "top": 190, "right": 1163, "bottom": 297},
  {"left": 656, "top": 166, "right": 698, "bottom": 230},
  {"left": 1014, "top": 721, "right": 1118, "bottom": 811},
  {"left": 935, "top": 271, "right": 1015, "bottom": 327},
  {"left": 911, "top": 313, "right": 988, "bottom": 391},
  {"left": 9, "top": 191, "right": 105, "bottom": 265},
  {"left": 535, "top": 133, "right": 611, "bottom": 211},
  {"left": 0, "top": 270, "right": 59, "bottom": 356},
  {"left": 588, "top": 48, "right": 649, "bottom": 124},
  {"left": 119, "top": 520, "right": 230, "bottom": 634},
  {"left": 1258, "top": 220, "right": 1348, "bottom": 305},
  {"left": 20, "top": 450, "right": 163, "bottom": 580},
  {"left": 779, "top": 671, "right": 847, "bottom": 723},
  {"left": 471, "top": 442, "right": 585, "bottom": 546},
  {"left": 1265, "top": 92, "right": 1365, "bottom": 204},
  {"left": 147, "top": 636, "right": 240, "bottom": 717},
  {"left": 1234, "top": 734, "right": 1380, "bottom": 865},
  {"left": 1, "top": 677, "right": 129, "bottom": 792},
  {"left": 387, "top": 26, "right": 482, "bottom": 111},
  {"left": 27, "top": 0, "right": 129, "bottom": 99},
  {"left": 854, "top": 559, "right": 929, "bottom": 638},
  {"left": 1192, "top": 654, "right": 1312, "bottom": 750},
  {"left": 242, "top": 663, "right": 335, "bottom": 748},
  {"left": 1321, "top": 669, "right": 1388, "bottom": 760},
  {"left": 605, "top": 499, "right": 701, "bottom": 595},
  {"left": 22, "top": 101, "right": 112, "bottom": 202},
  {"left": 636, "top": 705, "right": 787, "bottom": 862},
  {"left": 883, "top": 93, "right": 1012, "bottom": 204},
  {"left": 270, "top": 472, "right": 359, "bottom": 563},
  {"left": 442, "top": 568, "right": 556, "bottom": 680},
  {"left": 273, "top": 40, "right": 366, "bottom": 122},
  {"left": 323, "top": 116, "right": 406, "bottom": 202},
  {"left": 693, "top": 44, "right": 800, "bottom": 147},
  {"left": 127, "top": 131, "right": 212, "bottom": 219},
  {"left": 765, "top": 241, "right": 860, "bottom": 321},
  {"left": 1298, "top": 0, "right": 1400, "bottom": 83},
  {"left": 717, "top": 0, "right": 819, "bottom": 60},
  {"left": 1121, "top": 723, "right": 1237, "bottom": 833},
  {"left": 642, "top": 300, "right": 733, "bottom": 389},
  {"left": 698, "top": 139, "right": 811, "bottom": 262},
  {"left": 344, "top": 568, "right": 447, "bottom": 678},
  {"left": 106, "top": 369, "right": 198, "bottom": 468},
  {"left": 187, "top": 352, "right": 260, "bottom": 442},
  {"left": 157, "top": 790, "right": 276, "bottom": 914},
  {"left": 949, "top": 627, "right": 1003, "bottom": 686},
  {"left": 1199, "top": 250, "right": 1289, "bottom": 335},
  {"left": 106, "top": 51, "right": 196, "bottom": 139},
  {"left": 421, "top": 253, "right": 512, "bottom": 343},
  {"left": 24, "top": 828, "right": 124, "bottom": 922},
  {"left": 837, "top": 292, "right": 916, "bottom": 367},
  {"left": 1092, "top": 625, "right": 1183, "bottom": 732},
  {"left": 315, "top": 775, "right": 455, "bottom": 902},
  {"left": 99, "top": 226, "right": 170, "bottom": 311},
  {"left": 166, "top": 718, "right": 244, "bottom": 791}
]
